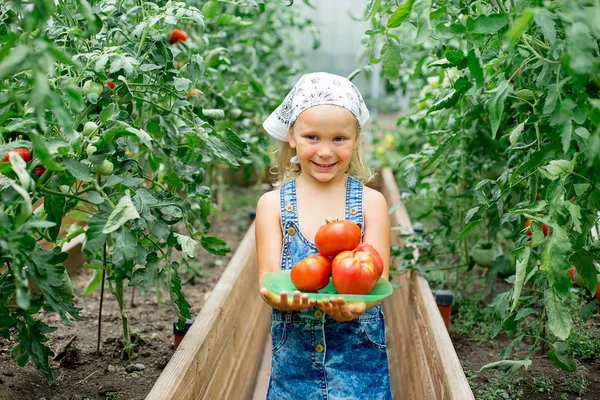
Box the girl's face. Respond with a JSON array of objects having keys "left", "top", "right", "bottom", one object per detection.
[{"left": 288, "top": 105, "right": 358, "bottom": 183}]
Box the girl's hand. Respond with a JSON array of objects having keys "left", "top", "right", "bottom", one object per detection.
[
  {"left": 317, "top": 297, "right": 366, "bottom": 322},
  {"left": 260, "top": 287, "right": 316, "bottom": 311}
]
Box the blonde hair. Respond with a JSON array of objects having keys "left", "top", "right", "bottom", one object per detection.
[{"left": 271, "top": 122, "right": 374, "bottom": 186}]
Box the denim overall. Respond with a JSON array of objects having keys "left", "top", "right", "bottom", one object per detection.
[{"left": 267, "top": 176, "right": 392, "bottom": 400}]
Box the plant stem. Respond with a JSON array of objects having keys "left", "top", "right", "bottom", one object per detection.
[
  {"left": 96, "top": 242, "right": 107, "bottom": 356},
  {"left": 38, "top": 186, "right": 95, "bottom": 204},
  {"left": 114, "top": 278, "right": 132, "bottom": 358}
]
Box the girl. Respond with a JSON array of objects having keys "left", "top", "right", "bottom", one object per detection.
[{"left": 255, "top": 72, "right": 392, "bottom": 399}]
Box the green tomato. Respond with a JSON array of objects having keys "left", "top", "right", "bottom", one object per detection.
[
  {"left": 95, "top": 159, "right": 114, "bottom": 175},
  {"left": 82, "top": 80, "right": 104, "bottom": 96},
  {"left": 83, "top": 121, "right": 99, "bottom": 136},
  {"left": 86, "top": 144, "right": 97, "bottom": 156},
  {"left": 471, "top": 242, "right": 502, "bottom": 268}
]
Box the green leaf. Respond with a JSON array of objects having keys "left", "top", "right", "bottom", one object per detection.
[
  {"left": 169, "top": 271, "right": 191, "bottom": 323},
  {"left": 173, "top": 77, "right": 192, "bottom": 91},
  {"left": 29, "top": 132, "right": 64, "bottom": 171},
  {"left": 102, "top": 191, "right": 140, "bottom": 234},
  {"left": 511, "top": 147, "right": 557, "bottom": 184},
  {"left": 566, "top": 23, "right": 596, "bottom": 76},
  {"left": 11, "top": 319, "right": 56, "bottom": 384},
  {"left": 112, "top": 229, "right": 137, "bottom": 279},
  {"left": 467, "top": 49, "right": 484, "bottom": 88},
  {"left": 454, "top": 219, "right": 481, "bottom": 241},
  {"left": 544, "top": 288, "right": 572, "bottom": 340},
  {"left": 511, "top": 246, "right": 530, "bottom": 312},
  {"left": 428, "top": 77, "right": 471, "bottom": 114},
  {"left": 83, "top": 268, "right": 103, "bottom": 295},
  {"left": 99, "top": 103, "right": 117, "bottom": 124},
  {"left": 381, "top": 41, "right": 403, "bottom": 84},
  {"left": 540, "top": 226, "right": 572, "bottom": 294},
  {"left": 217, "top": 14, "right": 252, "bottom": 27},
  {"left": 363, "top": 0, "right": 381, "bottom": 21},
  {"left": 564, "top": 202, "right": 582, "bottom": 233},
  {"left": 479, "top": 359, "right": 531, "bottom": 373},
  {"left": 570, "top": 250, "right": 599, "bottom": 294},
  {"left": 548, "top": 342, "right": 576, "bottom": 372},
  {"left": 573, "top": 183, "right": 590, "bottom": 196},
  {"left": 581, "top": 300, "right": 597, "bottom": 323},
  {"left": 8, "top": 151, "right": 32, "bottom": 191},
  {"left": 509, "top": 121, "right": 526, "bottom": 146},
  {"left": 86, "top": 191, "right": 104, "bottom": 204},
  {"left": 84, "top": 211, "right": 109, "bottom": 253},
  {"left": 174, "top": 233, "right": 197, "bottom": 258},
  {"left": 534, "top": 9, "right": 556, "bottom": 45},
  {"left": 201, "top": 1, "right": 218, "bottom": 18},
  {"left": 0, "top": 45, "right": 28, "bottom": 81},
  {"left": 387, "top": 0, "right": 414, "bottom": 28},
  {"left": 506, "top": 9, "right": 533, "bottom": 46},
  {"left": 487, "top": 81, "right": 512, "bottom": 138},
  {"left": 151, "top": 220, "right": 170, "bottom": 239},
  {"left": 63, "top": 159, "right": 93, "bottom": 182},
  {"left": 130, "top": 252, "right": 161, "bottom": 287},
  {"left": 467, "top": 13, "right": 509, "bottom": 34},
  {"left": 464, "top": 206, "right": 479, "bottom": 224},
  {"left": 540, "top": 159, "right": 574, "bottom": 181},
  {"left": 201, "top": 236, "right": 230, "bottom": 256}
]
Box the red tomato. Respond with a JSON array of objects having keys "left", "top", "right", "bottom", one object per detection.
[
  {"left": 314, "top": 220, "right": 361, "bottom": 257},
  {"left": 3, "top": 148, "right": 31, "bottom": 163},
  {"left": 525, "top": 219, "right": 548, "bottom": 237},
  {"left": 290, "top": 254, "right": 332, "bottom": 292},
  {"left": 331, "top": 250, "right": 379, "bottom": 295},
  {"left": 170, "top": 28, "right": 188, "bottom": 43},
  {"left": 355, "top": 242, "right": 384, "bottom": 278},
  {"left": 597, "top": 282, "right": 600, "bottom": 302},
  {"left": 32, "top": 165, "right": 46, "bottom": 176},
  {"left": 567, "top": 266, "right": 576, "bottom": 282},
  {"left": 106, "top": 81, "right": 115, "bottom": 89}
]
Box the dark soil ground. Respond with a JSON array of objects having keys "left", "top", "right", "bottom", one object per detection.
[
  {"left": 0, "top": 185, "right": 266, "bottom": 400},
  {"left": 453, "top": 334, "right": 600, "bottom": 400}
]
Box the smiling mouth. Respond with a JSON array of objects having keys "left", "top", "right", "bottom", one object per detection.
[{"left": 312, "top": 161, "right": 337, "bottom": 168}]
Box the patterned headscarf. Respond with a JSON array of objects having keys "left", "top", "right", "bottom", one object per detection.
[{"left": 263, "top": 72, "right": 370, "bottom": 142}]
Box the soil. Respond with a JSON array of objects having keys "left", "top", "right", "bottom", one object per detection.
[
  {"left": 453, "top": 334, "right": 600, "bottom": 399},
  {"left": 0, "top": 185, "right": 266, "bottom": 400}
]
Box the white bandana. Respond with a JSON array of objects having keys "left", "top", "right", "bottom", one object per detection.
[{"left": 263, "top": 72, "right": 370, "bottom": 142}]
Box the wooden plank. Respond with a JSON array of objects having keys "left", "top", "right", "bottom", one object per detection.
[
  {"left": 379, "top": 167, "right": 474, "bottom": 399},
  {"left": 203, "top": 297, "right": 268, "bottom": 399},
  {"left": 251, "top": 335, "right": 272, "bottom": 400},
  {"left": 415, "top": 275, "right": 475, "bottom": 399},
  {"left": 222, "top": 312, "right": 270, "bottom": 399},
  {"left": 146, "top": 223, "right": 263, "bottom": 400}
]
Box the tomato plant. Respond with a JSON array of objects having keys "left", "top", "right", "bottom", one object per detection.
[
  {"left": 362, "top": 0, "right": 600, "bottom": 373},
  {"left": 331, "top": 250, "right": 379, "bottom": 295},
  {"left": 314, "top": 220, "right": 362, "bottom": 257},
  {"left": 290, "top": 254, "right": 332, "bottom": 292},
  {"left": 0, "top": 0, "right": 313, "bottom": 383}
]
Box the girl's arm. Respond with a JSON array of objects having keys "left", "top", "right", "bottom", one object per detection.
[
  {"left": 256, "top": 189, "right": 316, "bottom": 311},
  {"left": 317, "top": 187, "right": 390, "bottom": 321}
]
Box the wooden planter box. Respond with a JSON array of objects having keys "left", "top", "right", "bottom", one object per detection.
[{"left": 146, "top": 167, "right": 474, "bottom": 400}]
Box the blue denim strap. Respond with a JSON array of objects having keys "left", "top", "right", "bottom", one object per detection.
[
  {"left": 345, "top": 176, "right": 364, "bottom": 234},
  {"left": 279, "top": 179, "right": 298, "bottom": 233}
]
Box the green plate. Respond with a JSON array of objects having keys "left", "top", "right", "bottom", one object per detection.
[{"left": 261, "top": 270, "right": 394, "bottom": 301}]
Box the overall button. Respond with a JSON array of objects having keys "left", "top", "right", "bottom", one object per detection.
[
  {"left": 315, "top": 344, "right": 324, "bottom": 353},
  {"left": 287, "top": 227, "right": 296, "bottom": 235},
  {"left": 285, "top": 205, "right": 294, "bottom": 212},
  {"left": 314, "top": 310, "right": 323, "bottom": 319},
  {"left": 349, "top": 207, "right": 358, "bottom": 215}
]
